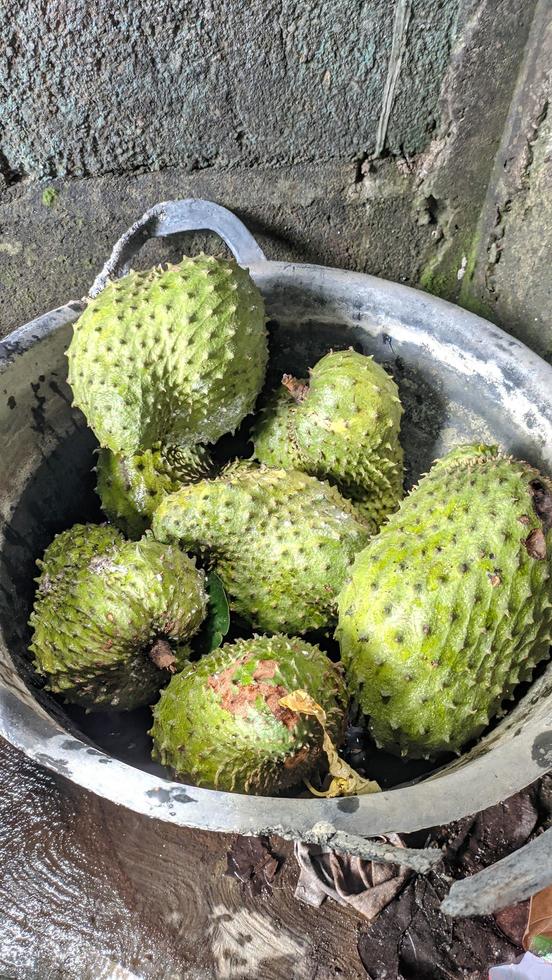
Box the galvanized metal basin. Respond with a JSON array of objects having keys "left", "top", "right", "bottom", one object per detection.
[{"left": 1, "top": 200, "right": 552, "bottom": 861}]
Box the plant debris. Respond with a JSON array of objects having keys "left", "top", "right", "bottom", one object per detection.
[
  {"left": 279, "top": 690, "right": 380, "bottom": 797},
  {"left": 523, "top": 884, "right": 552, "bottom": 959},
  {"left": 294, "top": 833, "right": 411, "bottom": 921},
  {"left": 226, "top": 835, "right": 280, "bottom": 897}
]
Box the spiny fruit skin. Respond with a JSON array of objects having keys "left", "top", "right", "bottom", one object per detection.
[
  {"left": 337, "top": 444, "right": 552, "bottom": 758},
  {"left": 152, "top": 462, "right": 370, "bottom": 634},
  {"left": 67, "top": 254, "right": 268, "bottom": 455},
  {"left": 150, "top": 634, "right": 348, "bottom": 794},
  {"left": 29, "top": 524, "right": 207, "bottom": 711},
  {"left": 96, "top": 443, "right": 213, "bottom": 539},
  {"left": 253, "top": 349, "right": 404, "bottom": 531}
]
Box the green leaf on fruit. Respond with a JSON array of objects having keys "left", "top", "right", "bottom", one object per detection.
[{"left": 200, "top": 571, "right": 230, "bottom": 654}]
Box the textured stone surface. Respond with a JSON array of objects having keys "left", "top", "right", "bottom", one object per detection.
[
  {"left": 490, "top": 107, "right": 552, "bottom": 361},
  {"left": 415, "top": 0, "right": 539, "bottom": 301},
  {"left": 0, "top": 161, "right": 431, "bottom": 335},
  {"left": 0, "top": 0, "right": 542, "bottom": 352},
  {"left": 458, "top": 0, "right": 552, "bottom": 361},
  {"left": 0, "top": 0, "right": 459, "bottom": 180}
]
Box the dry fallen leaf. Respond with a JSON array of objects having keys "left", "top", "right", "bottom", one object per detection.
[
  {"left": 279, "top": 690, "right": 381, "bottom": 798},
  {"left": 523, "top": 884, "right": 552, "bottom": 960}
]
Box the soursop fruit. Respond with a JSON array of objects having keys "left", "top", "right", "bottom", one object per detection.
[
  {"left": 67, "top": 254, "right": 268, "bottom": 455},
  {"left": 150, "top": 634, "right": 348, "bottom": 794},
  {"left": 96, "top": 442, "right": 213, "bottom": 539},
  {"left": 253, "top": 349, "right": 404, "bottom": 531},
  {"left": 30, "top": 524, "right": 207, "bottom": 710},
  {"left": 337, "top": 444, "right": 552, "bottom": 758},
  {"left": 152, "top": 462, "right": 369, "bottom": 634}
]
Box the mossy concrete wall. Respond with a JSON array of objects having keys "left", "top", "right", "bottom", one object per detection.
[
  {"left": 0, "top": 0, "right": 459, "bottom": 178},
  {"left": 0, "top": 0, "right": 548, "bottom": 357},
  {"left": 458, "top": 0, "right": 552, "bottom": 362}
]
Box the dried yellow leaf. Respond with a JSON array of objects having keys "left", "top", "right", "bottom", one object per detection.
[{"left": 279, "top": 690, "right": 381, "bottom": 798}]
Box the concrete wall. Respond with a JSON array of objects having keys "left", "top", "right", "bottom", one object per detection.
[
  {"left": 459, "top": 0, "right": 552, "bottom": 362},
  {"left": 1, "top": 0, "right": 459, "bottom": 179},
  {"left": 0, "top": 0, "right": 549, "bottom": 356}
]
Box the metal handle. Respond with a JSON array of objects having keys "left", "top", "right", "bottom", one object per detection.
[{"left": 89, "top": 199, "right": 267, "bottom": 298}]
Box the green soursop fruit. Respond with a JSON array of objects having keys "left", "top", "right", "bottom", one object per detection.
[
  {"left": 67, "top": 254, "right": 268, "bottom": 454},
  {"left": 337, "top": 444, "right": 552, "bottom": 758},
  {"left": 152, "top": 462, "right": 369, "bottom": 634},
  {"left": 96, "top": 443, "right": 213, "bottom": 539},
  {"left": 150, "top": 634, "right": 347, "bottom": 794},
  {"left": 30, "top": 523, "right": 207, "bottom": 710},
  {"left": 253, "top": 349, "right": 404, "bottom": 531}
]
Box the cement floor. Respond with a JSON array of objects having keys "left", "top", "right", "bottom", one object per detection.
[{"left": 1, "top": 737, "right": 546, "bottom": 979}]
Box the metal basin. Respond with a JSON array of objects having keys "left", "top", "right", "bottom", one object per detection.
[{"left": 1, "top": 199, "right": 552, "bottom": 857}]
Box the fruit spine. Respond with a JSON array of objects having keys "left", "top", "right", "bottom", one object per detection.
[
  {"left": 67, "top": 254, "right": 268, "bottom": 454},
  {"left": 337, "top": 445, "right": 552, "bottom": 757},
  {"left": 253, "top": 349, "right": 404, "bottom": 531},
  {"left": 150, "top": 634, "right": 348, "bottom": 794}
]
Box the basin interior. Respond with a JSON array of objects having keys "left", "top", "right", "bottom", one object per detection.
[{"left": 1, "top": 297, "right": 551, "bottom": 797}]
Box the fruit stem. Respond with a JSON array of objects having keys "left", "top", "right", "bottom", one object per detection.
[
  {"left": 282, "top": 374, "right": 309, "bottom": 403},
  {"left": 148, "top": 638, "right": 177, "bottom": 673}
]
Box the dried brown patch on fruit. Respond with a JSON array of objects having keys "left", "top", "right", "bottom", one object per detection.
[
  {"left": 208, "top": 657, "right": 299, "bottom": 730},
  {"left": 262, "top": 685, "right": 299, "bottom": 730},
  {"left": 526, "top": 527, "right": 547, "bottom": 560},
  {"left": 252, "top": 660, "right": 278, "bottom": 681},
  {"left": 207, "top": 655, "right": 250, "bottom": 695},
  {"left": 530, "top": 480, "right": 552, "bottom": 532}
]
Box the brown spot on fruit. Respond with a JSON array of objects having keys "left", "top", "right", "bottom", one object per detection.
[
  {"left": 489, "top": 573, "right": 501, "bottom": 587},
  {"left": 252, "top": 660, "right": 278, "bottom": 681},
  {"left": 284, "top": 745, "right": 311, "bottom": 769},
  {"left": 208, "top": 658, "right": 299, "bottom": 730},
  {"left": 529, "top": 480, "right": 552, "bottom": 532},
  {"left": 525, "top": 528, "right": 547, "bottom": 560}
]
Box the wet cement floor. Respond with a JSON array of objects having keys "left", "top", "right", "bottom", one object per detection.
[{"left": 1, "top": 737, "right": 548, "bottom": 979}]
